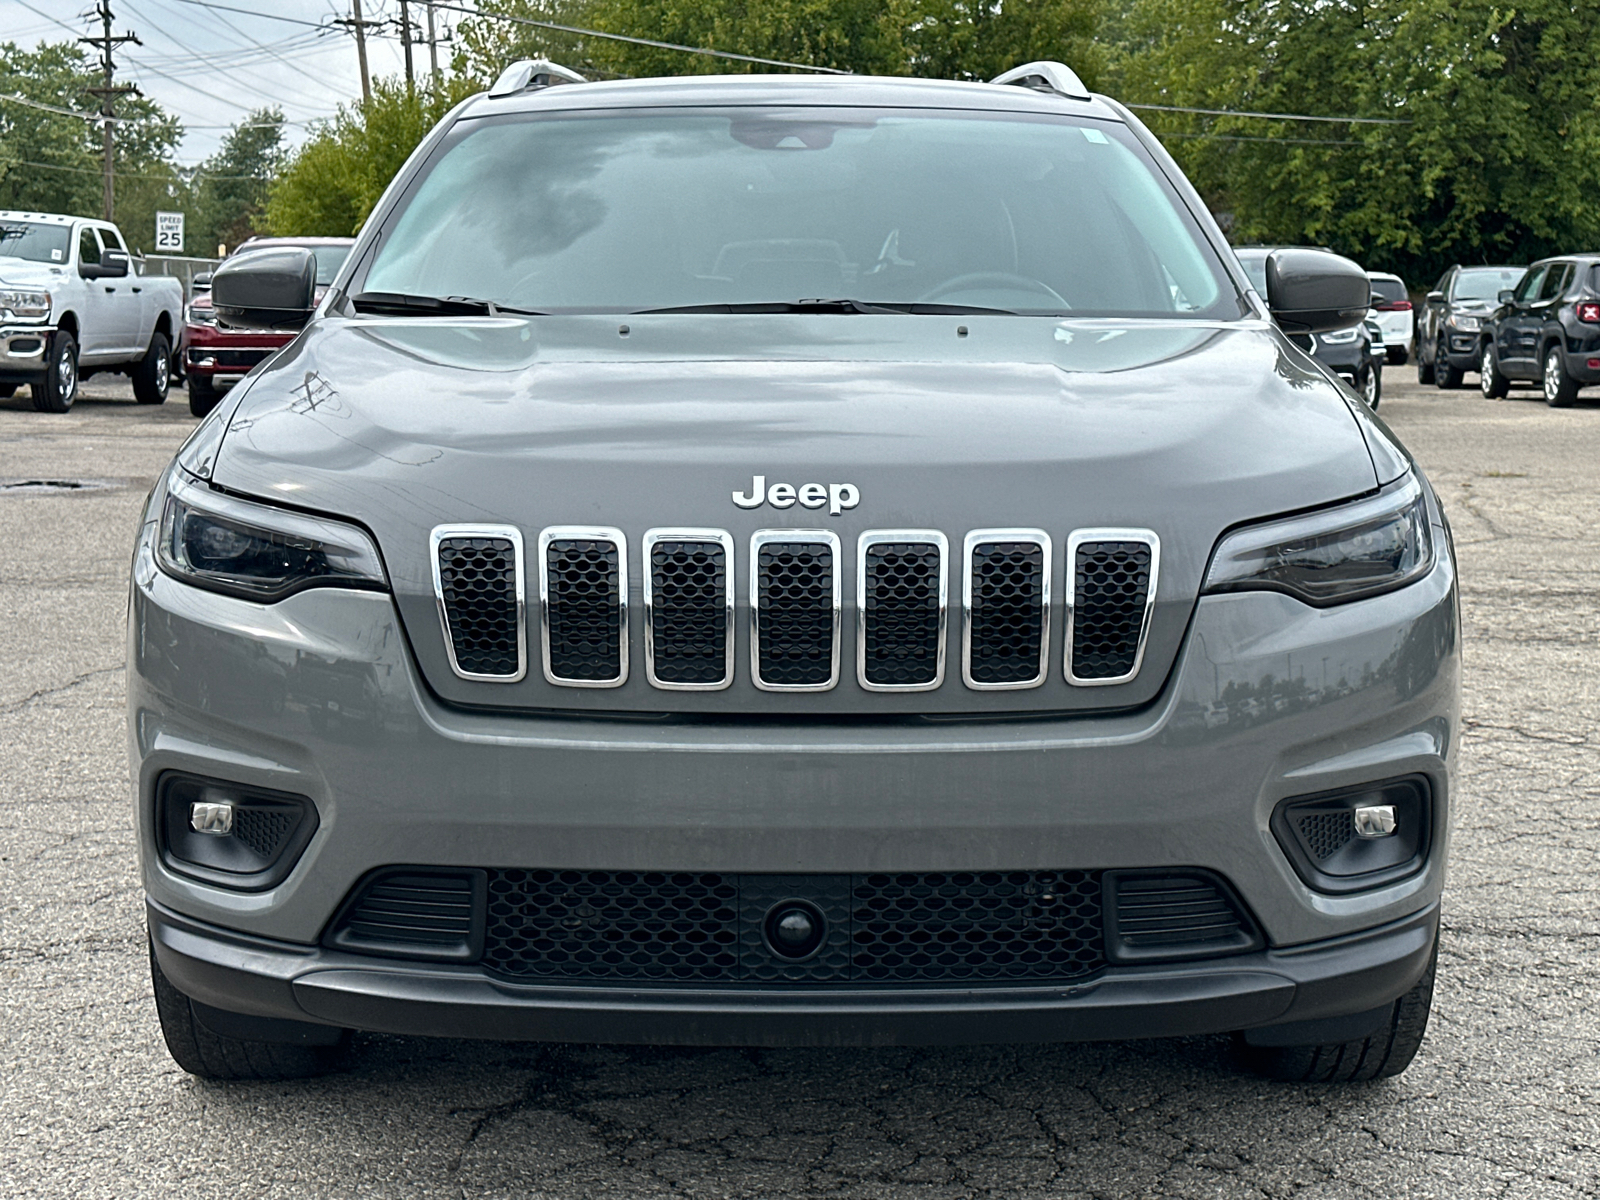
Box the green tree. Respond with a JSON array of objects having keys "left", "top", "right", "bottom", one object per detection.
[
  {"left": 193, "top": 110, "right": 285, "bottom": 256},
  {"left": 265, "top": 76, "right": 480, "bottom": 236}
]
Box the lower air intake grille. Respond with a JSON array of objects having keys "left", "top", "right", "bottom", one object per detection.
[
  {"left": 1106, "top": 871, "right": 1261, "bottom": 962},
  {"left": 231, "top": 807, "right": 295, "bottom": 858},
  {"left": 1071, "top": 540, "right": 1154, "bottom": 681},
  {"left": 544, "top": 536, "right": 624, "bottom": 683},
  {"left": 436, "top": 536, "right": 521, "bottom": 678},
  {"left": 481, "top": 869, "right": 1106, "bottom": 985},
  {"left": 325, "top": 869, "right": 485, "bottom": 961},
  {"left": 755, "top": 539, "right": 836, "bottom": 688},
  {"left": 1299, "top": 810, "right": 1356, "bottom": 860},
  {"left": 649, "top": 539, "right": 729, "bottom": 686},
  {"left": 861, "top": 540, "right": 943, "bottom": 688},
  {"left": 967, "top": 539, "right": 1047, "bottom": 686}
]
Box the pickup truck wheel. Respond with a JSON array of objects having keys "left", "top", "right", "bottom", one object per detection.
[
  {"left": 149, "top": 938, "right": 349, "bottom": 1080},
  {"left": 32, "top": 331, "right": 78, "bottom": 413},
  {"left": 1237, "top": 939, "right": 1437, "bottom": 1082},
  {"left": 132, "top": 332, "right": 171, "bottom": 405},
  {"left": 188, "top": 374, "right": 220, "bottom": 418}
]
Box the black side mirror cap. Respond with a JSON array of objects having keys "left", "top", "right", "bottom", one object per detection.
[
  {"left": 1264, "top": 248, "right": 1371, "bottom": 333},
  {"left": 1498, "top": 289, "right": 1516, "bottom": 305},
  {"left": 100, "top": 249, "right": 130, "bottom": 278},
  {"left": 1426, "top": 290, "right": 1444, "bottom": 303},
  {"left": 212, "top": 247, "right": 316, "bottom": 331}
]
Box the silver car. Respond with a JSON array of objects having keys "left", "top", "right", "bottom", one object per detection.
[{"left": 132, "top": 61, "right": 1456, "bottom": 1083}]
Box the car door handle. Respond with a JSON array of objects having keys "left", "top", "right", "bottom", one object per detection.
[
  {"left": 132, "top": 286, "right": 142, "bottom": 293},
  {"left": 105, "top": 286, "right": 116, "bottom": 293}
]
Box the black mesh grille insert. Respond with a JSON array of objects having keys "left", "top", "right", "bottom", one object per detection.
[
  {"left": 481, "top": 869, "right": 1105, "bottom": 985},
  {"left": 756, "top": 541, "right": 835, "bottom": 687},
  {"left": 545, "top": 538, "right": 623, "bottom": 682},
  {"left": 967, "top": 540, "right": 1046, "bottom": 685},
  {"left": 862, "top": 541, "right": 942, "bottom": 687},
  {"left": 1072, "top": 541, "right": 1153, "bottom": 681},
  {"left": 231, "top": 807, "right": 294, "bottom": 858},
  {"left": 1299, "top": 810, "right": 1356, "bottom": 861},
  {"left": 437, "top": 536, "right": 520, "bottom": 677},
  {"left": 649, "top": 540, "right": 728, "bottom": 685},
  {"left": 1110, "top": 873, "right": 1254, "bottom": 950}
]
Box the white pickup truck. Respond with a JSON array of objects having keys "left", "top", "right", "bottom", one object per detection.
[{"left": 0, "top": 211, "right": 185, "bottom": 412}]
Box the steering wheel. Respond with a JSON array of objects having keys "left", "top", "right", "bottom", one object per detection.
[{"left": 917, "top": 272, "right": 1070, "bottom": 308}]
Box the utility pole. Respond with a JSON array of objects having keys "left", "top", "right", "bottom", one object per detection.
[
  {"left": 79, "top": 0, "right": 141, "bottom": 223},
  {"left": 399, "top": 0, "right": 414, "bottom": 88},
  {"left": 335, "top": 0, "right": 372, "bottom": 103},
  {"left": 425, "top": 2, "right": 439, "bottom": 82}
]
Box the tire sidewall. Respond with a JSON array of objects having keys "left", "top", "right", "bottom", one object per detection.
[
  {"left": 1480, "top": 344, "right": 1497, "bottom": 397},
  {"left": 39, "top": 330, "right": 78, "bottom": 412}
]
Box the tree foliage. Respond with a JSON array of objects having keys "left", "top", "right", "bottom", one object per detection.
[
  {"left": 192, "top": 110, "right": 285, "bottom": 256},
  {"left": 264, "top": 77, "right": 481, "bottom": 237}
]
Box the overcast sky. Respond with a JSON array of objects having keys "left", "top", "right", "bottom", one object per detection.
[{"left": 3, "top": 0, "right": 433, "bottom": 163}]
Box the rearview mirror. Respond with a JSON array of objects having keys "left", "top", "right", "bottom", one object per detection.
[
  {"left": 212, "top": 247, "right": 316, "bottom": 331},
  {"left": 1264, "top": 249, "right": 1370, "bottom": 334}
]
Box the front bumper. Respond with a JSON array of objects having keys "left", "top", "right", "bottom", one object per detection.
[
  {"left": 150, "top": 898, "right": 1439, "bottom": 1045},
  {"left": 184, "top": 323, "right": 289, "bottom": 388},
  {"left": 0, "top": 323, "right": 51, "bottom": 379}
]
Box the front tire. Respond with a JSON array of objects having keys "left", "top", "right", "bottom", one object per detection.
[
  {"left": 1415, "top": 339, "right": 1435, "bottom": 384},
  {"left": 1238, "top": 940, "right": 1437, "bottom": 1082},
  {"left": 132, "top": 332, "right": 171, "bottom": 405},
  {"left": 150, "top": 939, "right": 348, "bottom": 1080},
  {"left": 32, "top": 330, "right": 78, "bottom": 413},
  {"left": 1359, "top": 363, "right": 1381, "bottom": 409},
  {"left": 1435, "top": 335, "right": 1463, "bottom": 388},
  {"left": 1385, "top": 345, "right": 1408, "bottom": 366},
  {"left": 1543, "top": 346, "right": 1578, "bottom": 407},
  {"left": 188, "top": 374, "right": 221, "bottom": 418},
  {"left": 1480, "top": 342, "right": 1510, "bottom": 399}
]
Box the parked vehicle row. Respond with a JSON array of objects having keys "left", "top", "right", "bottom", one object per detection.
[{"left": 0, "top": 210, "right": 184, "bottom": 411}]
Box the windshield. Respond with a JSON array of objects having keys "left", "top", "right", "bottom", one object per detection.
[
  {"left": 309, "top": 245, "right": 352, "bottom": 286},
  {"left": 0, "top": 221, "right": 71, "bottom": 265},
  {"left": 1453, "top": 267, "right": 1525, "bottom": 304},
  {"left": 362, "top": 108, "right": 1234, "bottom": 317}
]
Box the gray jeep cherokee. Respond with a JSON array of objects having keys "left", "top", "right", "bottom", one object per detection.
[{"left": 130, "top": 61, "right": 1457, "bottom": 1083}]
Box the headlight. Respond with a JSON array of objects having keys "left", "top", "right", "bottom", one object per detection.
[
  {"left": 157, "top": 468, "right": 387, "bottom": 601},
  {"left": 1446, "top": 313, "right": 1481, "bottom": 332},
  {"left": 1203, "top": 475, "right": 1434, "bottom": 607},
  {"left": 185, "top": 302, "right": 215, "bottom": 325},
  {"left": 1319, "top": 327, "right": 1360, "bottom": 345},
  {"left": 1, "top": 287, "right": 51, "bottom": 319}
]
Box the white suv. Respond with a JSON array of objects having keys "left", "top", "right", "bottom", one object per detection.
[{"left": 1367, "top": 272, "right": 1413, "bottom": 365}]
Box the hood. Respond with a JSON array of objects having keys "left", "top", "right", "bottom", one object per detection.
[
  {"left": 0, "top": 261, "right": 67, "bottom": 287},
  {"left": 209, "top": 314, "right": 1382, "bottom": 716}
]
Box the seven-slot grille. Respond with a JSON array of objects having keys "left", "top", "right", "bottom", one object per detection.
[
  {"left": 541, "top": 528, "right": 627, "bottom": 686},
  {"left": 752, "top": 532, "right": 840, "bottom": 691},
  {"left": 432, "top": 526, "right": 1157, "bottom": 692},
  {"left": 1068, "top": 531, "right": 1160, "bottom": 685},
  {"left": 646, "top": 531, "right": 734, "bottom": 689}
]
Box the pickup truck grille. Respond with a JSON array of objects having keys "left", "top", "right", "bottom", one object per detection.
[{"left": 432, "top": 525, "right": 1158, "bottom": 693}]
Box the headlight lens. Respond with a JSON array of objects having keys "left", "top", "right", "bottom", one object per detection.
[
  {"left": 1446, "top": 313, "right": 1481, "bottom": 332},
  {"left": 1203, "top": 476, "right": 1434, "bottom": 606},
  {"left": 185, "top": 302, "right": 215, "bottom": 325},
  {"left": 1, "top": 287, "right": 51, "bottom": 319},
  {"left": 1319, "top": 327, "right": 1360, "bottom": 345},
  {"left": 157, "top": 468, "right": 387, "bottom": 601}
]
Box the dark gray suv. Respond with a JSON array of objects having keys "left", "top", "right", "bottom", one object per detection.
[
  {"left": 131, "top": 61, "right": 1456, "bottom": 1084},
  {"left": 1480, "top": 255, "right": 1600, "bottom": 405}
]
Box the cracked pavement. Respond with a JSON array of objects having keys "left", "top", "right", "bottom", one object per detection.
[{"left": 2, "top": 370, "right": 1597, "bottom": 1198}]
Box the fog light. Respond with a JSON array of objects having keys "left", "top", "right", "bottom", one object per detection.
[
  {"left": 1353, "top": 804, "right": 1397, "bottom": 838},
  {"left": 189, "top": 801, "right": 234, "bottom": 836}
]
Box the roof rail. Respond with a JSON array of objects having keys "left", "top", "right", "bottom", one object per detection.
[
  {"left": 990, "top": 61, "right": 1090, "bottom": 102},
  {"left": 488, "top": 58, "right": 588, "bottom": 99}
]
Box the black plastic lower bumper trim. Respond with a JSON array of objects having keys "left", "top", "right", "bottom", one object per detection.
[{"left": 147, "top": 899, "right": 1438, "bottom": 1048}]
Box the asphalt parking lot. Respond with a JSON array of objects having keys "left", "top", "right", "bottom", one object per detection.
[{"left": 2, "top": 368, "right": 1597, "bottom": 1199}]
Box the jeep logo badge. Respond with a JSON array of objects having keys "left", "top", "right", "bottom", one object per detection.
[{"left": 732, "top": 475, "right": 860, "bottom": 516}]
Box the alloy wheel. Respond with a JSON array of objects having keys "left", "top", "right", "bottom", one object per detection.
[{"left": 1544, "top": 352, "right": 1560, "bottom": 403}]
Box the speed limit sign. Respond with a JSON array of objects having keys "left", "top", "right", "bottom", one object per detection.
[{"left": 155, "top": 211, "right": 184, "bottom": 252}]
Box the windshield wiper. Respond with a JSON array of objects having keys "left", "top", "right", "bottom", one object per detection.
[
  {"left": 349, "top": 291, "right": 546, "bottom": 317},
  {"left": 633, "top": 299, "right": 1023, "bottom": 316}
]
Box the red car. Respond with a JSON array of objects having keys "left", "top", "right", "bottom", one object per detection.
[{"left": 184, "top": 236, "right": 354, "bottom": 417}]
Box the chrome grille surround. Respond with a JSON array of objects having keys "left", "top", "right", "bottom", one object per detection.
[
  {"left": 856, "top": 529, "right": 948, "bottom": 692},
  {"left": 538, "top": 526, "right": 629, "bottom": 688},
  {"left": 961, "top": 529, "right": 1051, "bottom": 691},
  {"left": 1064, "top": 528, "right": 1160, "bottom": 687},
  {"left": 750, "top": 529, "right": 842, "bottom": 692},
  {"left": 429, "top": 524, "right": 527, "bottom": 683},
  {"left": 643, "top": 528, "right": 736, "bottom": 691}
]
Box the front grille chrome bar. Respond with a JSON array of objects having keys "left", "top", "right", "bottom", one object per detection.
[
  {"left": 539, "top": 526, "right": 629, "bottom": 688},
  {"left": 643, "top": 528, "right": 735, "bottom": 691},
  {"left": 962, "top": 529, "right": 1051, "bottom": 691},
  {"left": 751, "top": 530, "right": 841, "bottom": 692}
]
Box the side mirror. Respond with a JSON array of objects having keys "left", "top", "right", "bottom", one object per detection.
[
  {"left": 1426, "top": 291, "right": 1444, "bottom": 303},
  {"left": 1497, "top": 289, "right": 1515, "bottom": 305},
  {"left": 1264, "top": 248, "right": 1370, "bottom": 334},
  {"left": 100, "top": 249, "right": 130, "bottom": 278},
  {"left": 192, "top": 272, "right": 213, "bottom": 288},
  {"left": 212, "top": 247, "right": 316, "bottom": 331}
]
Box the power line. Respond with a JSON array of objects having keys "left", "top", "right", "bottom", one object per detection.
[
  {"left": 1161, "top": 131, "right": 1367, "bottom": 147},
  {"left": 6, "top": 156, "right": 273, "bottom": 182},
  {"left": 165, "top": 0, "right": 338, "bottom": 29},
  {"left": 1128, "top": 102, "right": 1408, "bottom": 125},
  {"left": 0, "top": 92, "right": 119, "bottom": 123}
]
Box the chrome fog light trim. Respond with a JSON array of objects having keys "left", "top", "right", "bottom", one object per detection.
[
  {"left": 189, "top": 801, "right": 234, "bottom": 836},
  {"left": 1353, "top": 804, "right": 1398, "bottom": 839}
]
